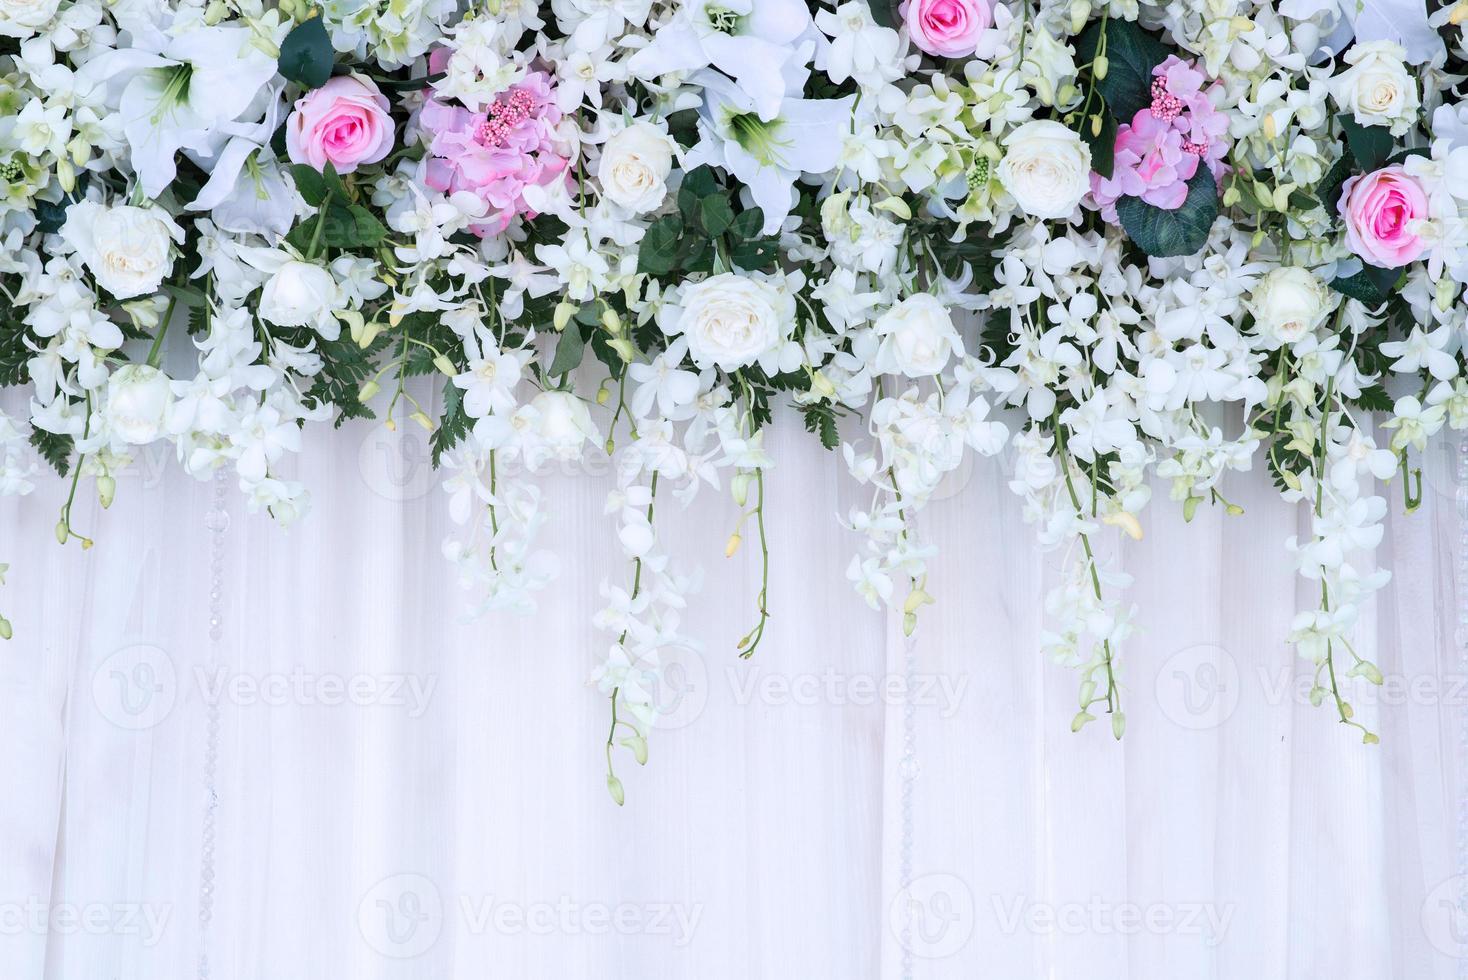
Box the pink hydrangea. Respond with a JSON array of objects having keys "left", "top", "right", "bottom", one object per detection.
[
  {"left": 418, "top": 70, "right": 570, "bottom": 237},
  {"left": 1091, "top": 56, "right": 1229, "bottom": 222}
]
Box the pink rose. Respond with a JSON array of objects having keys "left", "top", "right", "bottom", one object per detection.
[
  {"left": 1339, "top": 165, "right": 1428, "bottom": 268},
  {"left": 902, "top": 0, "right": 993, "bottom": 58},
  {"left": 286, "top": 74, "right": 395, "bottom": 175}
]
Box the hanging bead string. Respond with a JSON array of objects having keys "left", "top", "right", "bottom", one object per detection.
[
  {"left": 198, "top": 471, "right": 228, "bottom": 979},
  {"left": 898, "top": 629, "right": 918, "bottom": 980}
]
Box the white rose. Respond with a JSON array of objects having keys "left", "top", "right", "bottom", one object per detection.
[
  {"left": 61, "top": 202, "right": 182, "bottom": 300},
  {"left": 105, "top": 365, "right": 172, "bottom": 445},
  {"left": 597, "top": 122, "right": 675, "bottom": 213},
  {"left": 0, "top": 0, "right": 60, "bottom": 37},
  {"left": 669, "top": 272, "right": 793, "bottom": 372},
  {"left": 529, "top": 390, "right": 598, "bottom": 461},
  {"left": 259, "top": 261, "right": 339, "bottom": 333},
  {"left": 1330, "top": 41, "right": 1418, "bottom": 135},
  {"left": 996, "top": 120, "right": 1092, "bottom": 221},
  {"left": 873, "top": 294, "right": 964, "bottom": 378},
  {"left": 1247, "top": 267, "right": 1334, "bottom": 346}
]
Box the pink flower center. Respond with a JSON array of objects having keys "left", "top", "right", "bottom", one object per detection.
[
  {"left": 1149, "top": 78, "right": 1184, "bottom": 124},
  {"left": 474, "top": 89, "right": 536, "bottom": 147}
]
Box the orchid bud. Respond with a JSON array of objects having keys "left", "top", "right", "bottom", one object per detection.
[
  {"left": 622, "top": 733, "right": 648, "bottom": 765},
  {"left": 1071, "top": 710, "right": 1094, "bottom": 732},
  {"left": 902, "top": 611, "right": 917, "bottom": 636},
  {"left": 56, "top": 159, "right": 75, "bottom": 194},
  {"left": 608, "top": 337, "right": 635, "bottom": 363},
  {"left": 600, "top": 308, "right": 623, "bottom": 334},
  {"left": 1111, "top": 712, "right": 1126, "bottom": 740},
  {"left": 1092, "top": 55, "right": 1108, "bottom": 80},
  {"left": 0, "top": 617, "right": 11, "bottom": 641},
  {"left": 725, "top": 533, "right": 742, "bottom": 557},
  {"left": 204, "top": 0, "right": 227, "bottom": 24},
  {"left": 97, "top": 475, "right": 116, "bottom": 509},
  {"left": 384, "top": 417, "right": 397, "bottom": 432},
  {"left": 606, "top": 774, "right": 625, "bottom": 806},
  {"left": 358, "top": 380, "right": 380, "bottom": 402},
  {"left": 595, "top": 384, "right": 611, "bottom": 406},
  {"left": 433, "top": 354, "right": 457, "bottom": 377},
  {"left": 1183, "top": 495, "right": 1200, "bottom": 522},
  {"left": 54, "top": 520, "right": 67, "bottom": 545},
  {"left": 731, "top": 472, "right": 750, "bottom": 507},
  {"left": 358, "top": 321, "right": 382, "bottom": 348},
  {"left": 410, "top": 411, "right": 435, "bottom": 432},
  {"left": 553, "top": 301, "right": 576, "bottom": 331}
]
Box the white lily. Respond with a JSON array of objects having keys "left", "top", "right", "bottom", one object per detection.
[
  {"left": 626, "top": 0, "right": 823, "bottom": 120},
  {"left": 79, "top": 22, "right": 280, "bottom": 198},
  {"left": 187, "top": 90, "right": 303, "bottom": 240},
  {"left": 685, "top": 69, "right": 854, "bottom": 233}
]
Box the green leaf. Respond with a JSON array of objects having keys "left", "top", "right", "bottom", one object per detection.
[
  {"left": 1338, "top": 115, "right": 1393, "bottom": 173},
  {"left": 1116, "top": 168, "right": 1217, "bottom": 258},
  {"left": 866, "top": 0, "right": 896, "bottom": 28},
  {"left": 801, "top": 404, "right": 842, "bottom": 450},
  {"left": 431, "top": 381, "right": 470, "bottom": 467},
  {"left": 637, "top": 214, "right": 682, "bottom": 276},
  {"left": 549, "top": 321, "right": 587, "bottom": 376},
  {"left": 1075, "top": 18, "right": 1172, "bottom": 121},
  {"left": 290, "top": 164, "right": 329, "bottom": 206},
  {"left": 318, "top": 204, "right": 388, "bottom": 248},
  {"left": 1315, "top": 149, "right": 1353, "bottom": 217},
  {"left": 676, "top": 166, "right": 718, "bottom": 214},
  {"left": 1081, "top": 105, "right": 1117, "bottom": 180},
  {"left": 28, "top": 428, "right": 71, "bottom": 477},
  {"left": 1330, "top": 263, "right": 1399, "bottom": 307},
  {"left": 277, "top": 16, "right": 334, "bottom": 90},
  {"left": 700, "top": 194, "right": 735, "bottom": 237}
]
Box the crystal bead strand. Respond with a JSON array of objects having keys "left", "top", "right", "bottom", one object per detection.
[
  {"left": 198, "top": 470, "right": 229, "bottom": 980},
  {"left": 898, "top": 629, "right": 919, "bottom": 980}
]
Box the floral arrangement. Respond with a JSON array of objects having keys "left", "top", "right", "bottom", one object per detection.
[{"left": 0, "top": 0, "right": 1466, "bottom": 800}]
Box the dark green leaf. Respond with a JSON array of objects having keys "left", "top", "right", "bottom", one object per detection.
[
  {"left": 549, "top": 321, "right": 587, "bottom": 376},
  {"left": 637, "top": 215, "right": 682, "bottom": 276},
  {"left": 1075, "top": 18, "right": 1172, "bottom": 121},
  {"left": 867, "top": 0, "right": 896, "bottom": 28},
  {"left": 1339, "top": 115, "right": 1393, "bottom": 172},
  {"left": 431, "top": 380, "right": 470, "bottom": 466},
  {"left": 1315, "top": 149, "right": 1353, "bottom": 217},
  {"left": 277, "top": 16, "right": 334, "bottom": 90},
  {"left": 1116, "top": 168, "right": 1217, "bottom": 258},
  {"left": 28, "top": 428, "right": 71, "bottom": 477},
  {"left": 291, "top": 165, "right": 329, "bottom": 206},
  {"left": 701, "top": 194, "right": 735, "bottom": 236},
  {"left": 1081, "top": 105, "right": 1117, "bottom": 180},
  {"left": 1330, "top": 262, "right": 1399, "bottom": 307}
]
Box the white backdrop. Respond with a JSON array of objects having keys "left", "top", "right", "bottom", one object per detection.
[{"left": 1, "top": 394, "right": 1465, "bottom": 979}]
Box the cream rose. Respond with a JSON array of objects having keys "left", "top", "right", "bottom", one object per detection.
[
  {"left": 105, "top": 365, "right": 173, "bottom": 445},
  {"left": 0, "top": 0, "right": 60, "bottom": 37},
  {"left": 669, "top": 273, "right": 793, "bottom": 372},
  {"left": 873, "top": 294, "right": 964, "bottom": 378},
  {"left": 1247, "top": 267, "right": 1334, "bottom": 347},
  {"left": 61, "top": 202, "right": 183, "bottom": 300},
  {"left": 1330, "top": 41, "right": 1418, "bottom": 135},
  {"left": 259, "top": 261, "right": 340, "bottom": 333},
  {"left": 597, "top": 122, "right": 675, "bottom": 213},
  {"left": 996, "top": 120, "right": 1092, "bottom": 221}
]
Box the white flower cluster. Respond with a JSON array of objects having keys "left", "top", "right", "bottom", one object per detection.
[{"left": 0, "top": 0, "right": 1465, "bottom": 790}]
